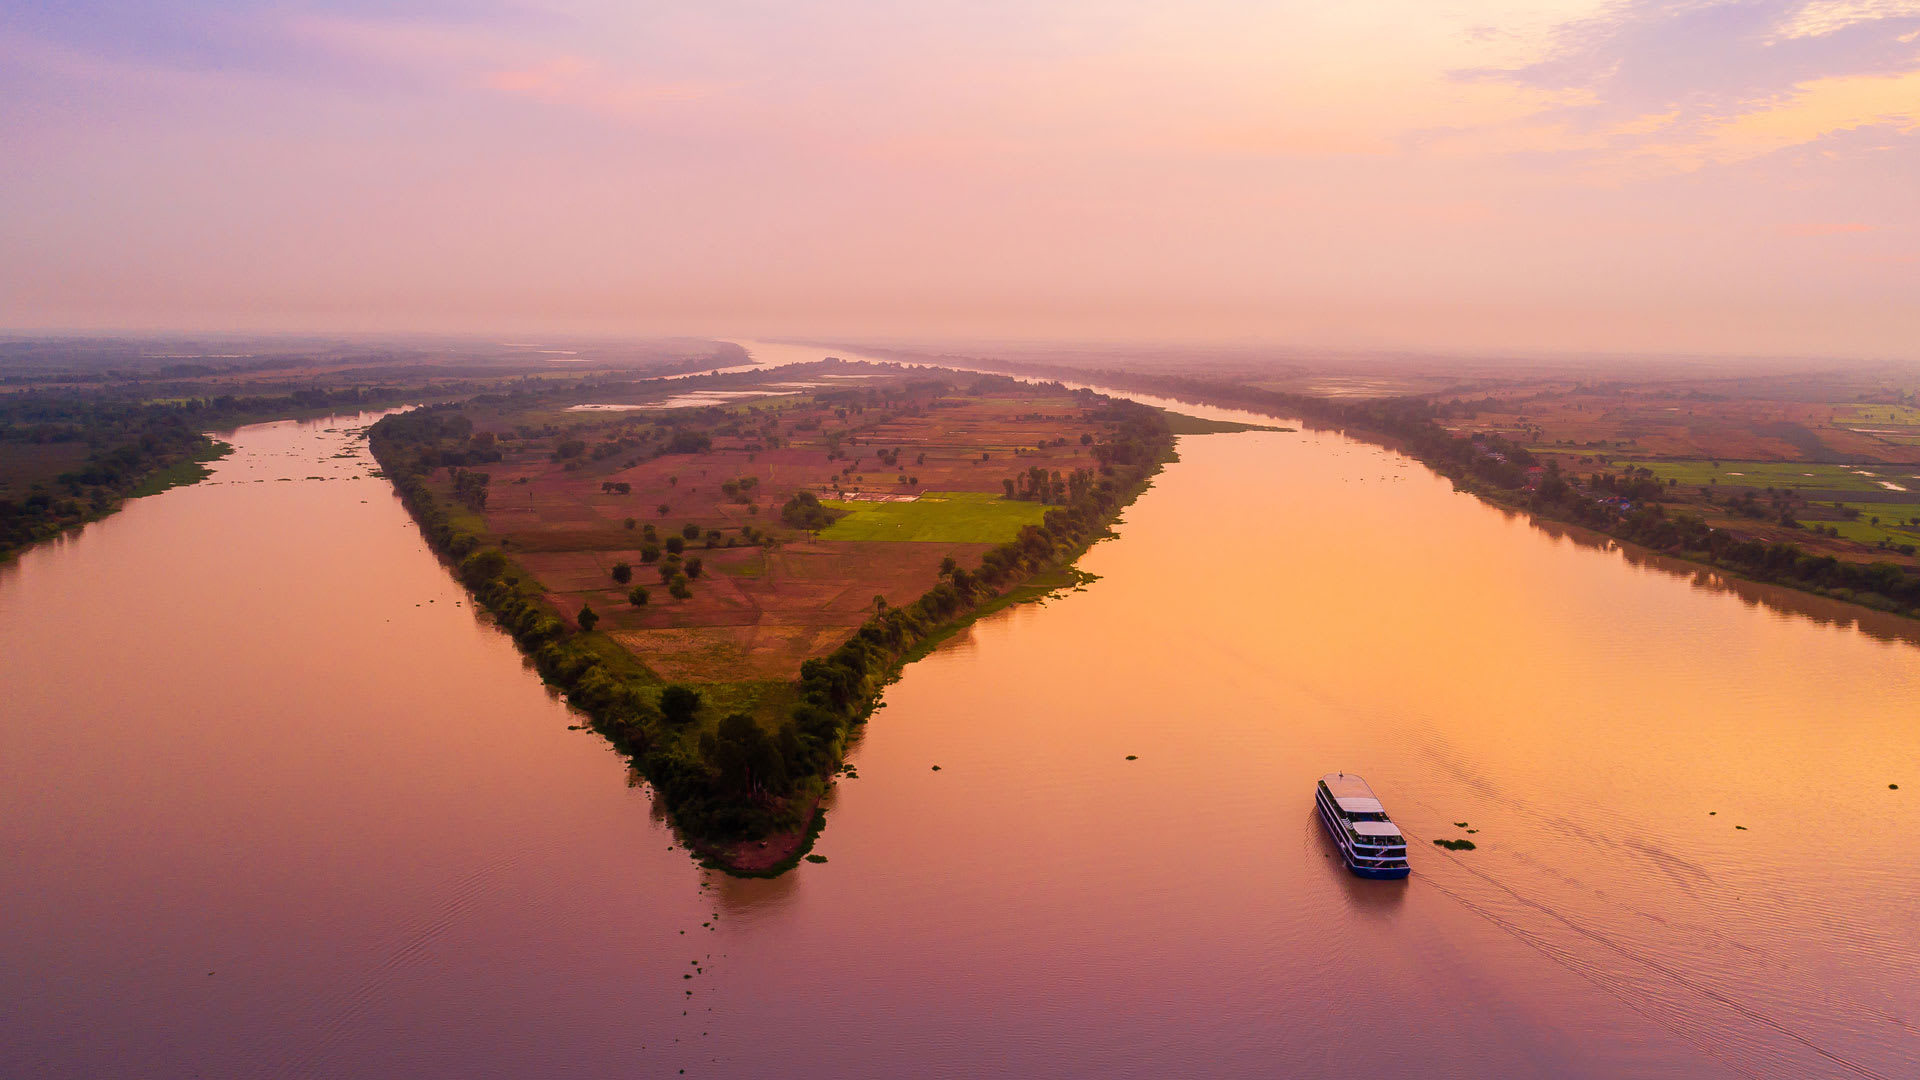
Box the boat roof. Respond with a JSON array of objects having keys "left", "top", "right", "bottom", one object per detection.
[
  {"left": 1336, "top": 797, "right": 1385, "bottom": 815},
  {"left": 1353, "top": 821, "right": 1403, "bottom": 837},
  {"left": 1321, "top": 773, "right": 1380, "bottom": 801}
]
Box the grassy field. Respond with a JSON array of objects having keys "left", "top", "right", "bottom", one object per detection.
[
  {"left": 1828, "top": 518, "right": 1920, "bottom": 545},
  {"left": 1831, "top": 404, "right": 1920, "bottom": 425},
  {"left": 1628, "top": 460, "right": 1919, "bottom": 492},
  {"left": 819, "top": 491, "right": 1050, "bottom": 542}
]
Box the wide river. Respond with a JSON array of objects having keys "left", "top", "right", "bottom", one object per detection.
[{"left": 4, "top": 348, "right": 1918, "bottom": 1079}]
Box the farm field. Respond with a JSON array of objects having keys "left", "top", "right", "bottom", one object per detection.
[
  {"left": 819, "top": 491, "right": 1050, "bottom": 542},
  {"left": 1626, "top": 460, "right": 1920, "bottom": 493},
  {"left": 407, "top": 362, "right": 1124, "bottom": 692}
]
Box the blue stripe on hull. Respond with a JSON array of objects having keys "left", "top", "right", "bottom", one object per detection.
[{"left": 1348, "top": 863, "right": 1411, "bottom": 880}]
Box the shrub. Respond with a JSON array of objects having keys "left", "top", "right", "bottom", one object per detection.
[
  {"left": 659, "top": 684, "right": 701, "bottom": 726},
  {"left": 610, "top": 561, "right": 632, "bottom": 584},
  {"left": 576, "top": 603, "right": 599, "bottom": 632},
  {"left": 627, "top": 585, "right": 649, "bottom": 607}
]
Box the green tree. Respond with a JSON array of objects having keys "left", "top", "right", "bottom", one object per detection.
[
  {"left": 700, "top": 713, "right": 787, "bottom": 797},
  {"left": 665, "top": 535, "right": 686, "bottom": 554},
  {"left": 669, "top": 574, "right": 692, "bottom": 599},
  {"left": 627, "top": 585, "right": 649, "bottom": 607},
  {"left": 681, "top": 522, "right": 701, "bottom": 540},
  {"left": 659, "top": 684, "right": 701, "bottom": 726},
  {"left": 460, "top": 548, "right": 508, "bottom": 586},
  {"left": 577, "top": 603, "right": 599, "bottom": 632},
  {"left": 640, "top": 543, "right": 661, "bottom": 563},
  {"left": 685, "top": 556, "right": 704, "bottom": 579},
  {"left": 610, "top": 561, "right": 632, "bottom": 584}
]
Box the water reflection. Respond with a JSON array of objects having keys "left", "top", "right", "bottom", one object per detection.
[
  {"left": 1308, "top": 812, "right": 1411, "bottom": 915},
  {"left": 1533, "top": 518, "right": 1920, "bottom": 647}
]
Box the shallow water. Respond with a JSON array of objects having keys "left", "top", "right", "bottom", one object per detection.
[{"left": 2, "top": 386, "right": 1917, "bottom": 1078}]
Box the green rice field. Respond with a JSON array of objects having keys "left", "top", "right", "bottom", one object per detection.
[
  {"left": 1627, "top": 460, "right": 1920, "bottom": 493},
  {"left": 819, "top": 491, "right": 1050, "bottom": 543}
]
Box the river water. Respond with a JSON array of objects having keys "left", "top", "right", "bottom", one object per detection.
[{"left": 3, "top": 356, "right": 1917, "bottom": 1079}]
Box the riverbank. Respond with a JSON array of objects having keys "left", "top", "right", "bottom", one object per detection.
[{"left": 883, "top": 355, "right": 1920, "bottom": 625}]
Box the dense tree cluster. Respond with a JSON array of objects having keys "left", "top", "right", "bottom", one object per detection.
[{"left": 780, "top": 490, "right": 840, "bottom": 530}]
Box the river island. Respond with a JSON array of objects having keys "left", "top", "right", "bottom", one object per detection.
[{"left": 369, "top": 360, "right": 1176, "bottom": 871}]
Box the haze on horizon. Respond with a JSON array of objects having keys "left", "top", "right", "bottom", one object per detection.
[{"left": 3, "top": 1, "right": 1917, "bottom": 360}]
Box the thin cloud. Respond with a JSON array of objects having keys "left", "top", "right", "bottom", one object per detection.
[{"left": 1445, "top": 0, "right": 1920, "bottom": 167}]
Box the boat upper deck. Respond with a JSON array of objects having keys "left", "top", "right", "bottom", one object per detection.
[
  {"left": 1320, "top": 773, "right": 1379, "bottom": 801},
  {"left": 1319, "top": 773, "right": 1393, "bottom": 817}
]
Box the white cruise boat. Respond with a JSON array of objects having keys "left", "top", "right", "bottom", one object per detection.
[{"left": 1315, "top": 773, "right": 1410, "bottom": 879}]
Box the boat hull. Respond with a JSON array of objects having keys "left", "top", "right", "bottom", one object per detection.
[{"left": 1315, "top": 786, "right": 1411, "bottom": 879}]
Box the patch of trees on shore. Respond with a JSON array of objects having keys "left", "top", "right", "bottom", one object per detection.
[{"left": 367, "top": 396, "right": 1176, "bottom": 860}]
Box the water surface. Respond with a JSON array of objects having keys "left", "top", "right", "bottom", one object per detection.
[{"left": 2, "top": 389, "right": 1916, "bottom": 1078}]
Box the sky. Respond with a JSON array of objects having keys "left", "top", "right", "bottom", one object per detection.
[{"left": 1, "top": 1, "right": 1917, "bottom": 358}]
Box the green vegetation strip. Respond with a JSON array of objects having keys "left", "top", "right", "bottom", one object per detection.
[
  {"left": 1630, "top": 460, "right": 1916, "bottom": 493},
  {"left": 1157, "top": 409, "right": 1293, "bottom": 435}
]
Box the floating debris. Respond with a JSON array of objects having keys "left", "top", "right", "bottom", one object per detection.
[
  {"left": 1433, "top": 838, "right": 1476, "bottom": 851},
  {"left": 805, "top": 854, "right": 828, "bottom": 864},
  {"left": 1735, "top": 825, "right": 1747, "bottom": 830},
  {"left": 1125, "top": 755, "right": 1137, "bottom": 761},
  {"left": 1453, "top": 822, "right": 1469, "bottom": 828},
  {"left": 931, "top": 765, "right": 941, "bottom": 771}
]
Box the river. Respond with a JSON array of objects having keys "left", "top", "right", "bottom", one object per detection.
[{"left": 2, "top": 351, "right": 1916, "bottom": 1079}]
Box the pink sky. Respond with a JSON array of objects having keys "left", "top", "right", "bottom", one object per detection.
[{"left": 2, "top": 1, "right": 1916, "bottom": 357}]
